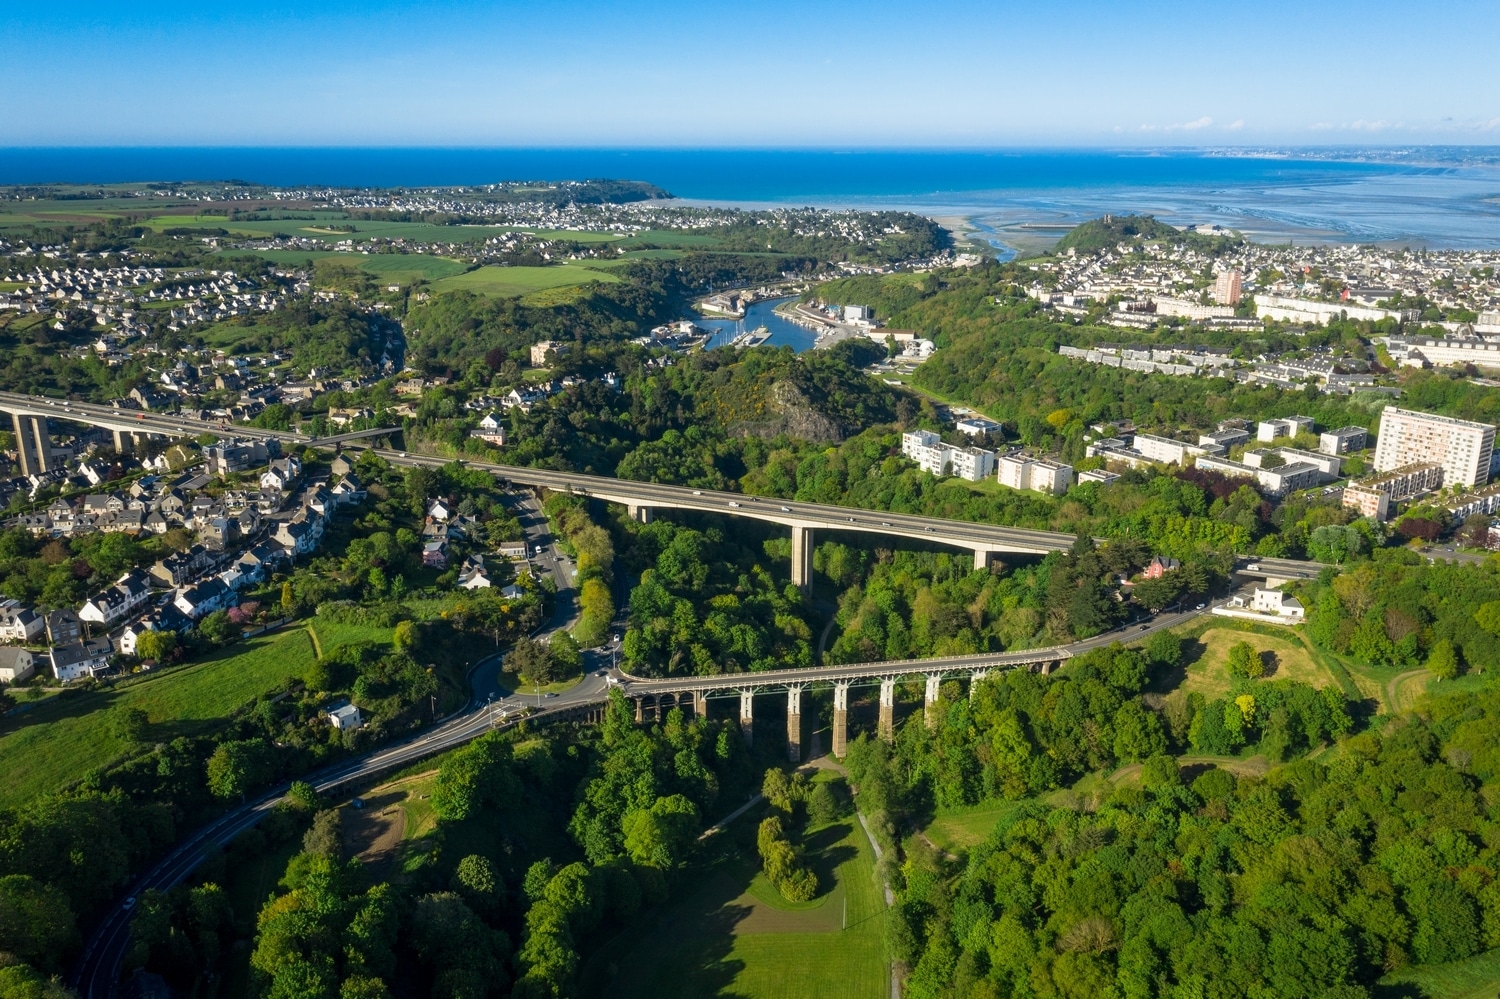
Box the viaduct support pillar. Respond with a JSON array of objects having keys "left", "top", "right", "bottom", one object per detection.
[
  {"left": 974, "top": 549, "right": 996, "bottom": 572},
  {"left": 12, "top": 414, "right": 50, "bottom": 477},
  {"left": 925, "top": 674, "right": 944, "bottom": 729},
  {"left": 970, "top": 669, "right": 989, "bottom": 700},
  {"left": 791, "top": 526, "right": 814, "bottom": 593},
  {"left": 1041, "top": 660, "right": 1054, "bottom": 676},
  {"left": 693, "top": 689, "right": 708, "bottom": 720},
  {"left": 627, "top": 504, "right": 654, "bottom": 524},
  {"left": 739, "top": 689, "right": 754, "bottom": 748},
  {"left": 634, "top": 698, "right": 643, "bottom": 724},
  {"left": 113, "top": 429, "right": 132, "bottom": 454},
  {"left": 832, "top": 680, "right": 850, "bottom": 759},
  {"left": 786, "top": 685, "right": 804, "bottom": 763},
  {"left": 878, "top": 678, "right": 896, "bottom": 742}
]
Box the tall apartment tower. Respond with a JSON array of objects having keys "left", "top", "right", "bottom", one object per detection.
[
  {"left": 1213, "top": 269, "right": 1243, "bottom": 306},
  {"left": 1374, "top": 406, "right": 1496, "bottom": 488}
]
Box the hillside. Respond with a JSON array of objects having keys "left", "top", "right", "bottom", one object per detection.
[{"left": 1053, "top": 213, "right": 1188, "bottom": 254}]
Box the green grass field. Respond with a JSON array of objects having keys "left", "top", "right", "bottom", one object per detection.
[
  {"left": 354, "top": 254, "right": 470, "bottom": 284},
  {"left": 430, "top": 264, "right": 622, "bottom": 298},
  {"left": 1377, "top": 947, "right": 1500, "bottom": 999},
  {"left": 921, "top": 800, "right": 1025, "bottom": 854},
  {"left": 0, "top": 626, "right": 318, "bottom": 808},
  {"left": 584, "top": 792, "right": 888, "bottom": 999},
  {"left": 306, "top": 618, "right": 394, "bottom": 658}
]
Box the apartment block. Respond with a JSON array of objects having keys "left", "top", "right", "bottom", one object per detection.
[
  {"left": 997, "top": 454, "right": 1074, "bottom": 495},
  {"left": 1199, "top": 427, "right": 1251, "bottom": 450},
  {"left": 1078, "top": 468, "right": 1120, "bottom": 485},
  {"left": 1242, "top": 447, "right": 1343, "bottom": 480},
  {"left": 1257, "top": 416, "right": 1317, "bottom": 443},
  {"left": 1319, "top": 426, "right": 1368, "bottom": 455},
  {"left": 1213, "top": 269, "right": 1243, "bottom": 306},
  {"left": 901, "top": 430, "right": 995, "bottom": 482},
  {"left": 1374, "top": 407, "right": 1496, "bottom": 488},
  {"left": 1131, "top": 433, "right": 1223, "bottom": 466},
  {"left": 1342, "top": 461, "right": 1445, "bottom": 521},
  {"left": 1195, "top": 454, "right": 1323, "bottom": 497}
]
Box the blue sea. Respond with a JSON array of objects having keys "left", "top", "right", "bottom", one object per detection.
[{"left": 4, "top": 147, "right": 1500, "bottom": 248}]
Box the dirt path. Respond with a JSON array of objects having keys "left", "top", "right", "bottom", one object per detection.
[{"left": 1385, "top": 669, "right": 1429, "bottom": 714}]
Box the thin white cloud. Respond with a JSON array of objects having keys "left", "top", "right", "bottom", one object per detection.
[
  {"left": 1170, "top": 116, "right": 1214, "bottom": 132},
  {"left": 1137, "top": 116, "right": 1214, "bottom": 133},
  {"left": 1225, "top": 119, "right": 1244, "bottom": 131}
]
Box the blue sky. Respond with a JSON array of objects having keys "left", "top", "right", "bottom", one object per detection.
[{"left": 6, "top": 0, "right": 1499, "bottom": 146}]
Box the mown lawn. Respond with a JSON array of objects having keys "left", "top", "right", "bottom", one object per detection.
[
  {"left": 585, "top": 791, "right": 887, "bottom": 999},
  {"left": 0, "top": 627, "right": 318, "bottom": 808},
  {"left": 430, "top": 264, "right": 622, "bottom": 298}
]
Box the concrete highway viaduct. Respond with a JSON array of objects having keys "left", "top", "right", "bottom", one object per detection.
[
  {"left": 0, "top": 390, "right": 396, "bottom": 475},
  {"left": 0, "top": 391, "right": 1324, "bottom": 591}
]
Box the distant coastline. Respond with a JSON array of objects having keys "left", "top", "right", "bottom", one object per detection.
[{"left": 3, "top": 146, "right": 1499, "bottom": 247}]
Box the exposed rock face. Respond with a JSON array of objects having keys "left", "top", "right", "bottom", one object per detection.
[{"left": 726, "top": 380, "right": 846, "bottom": 443}]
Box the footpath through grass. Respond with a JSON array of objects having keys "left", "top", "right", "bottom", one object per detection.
[
  {"left": 583, "top": 796, "right": 888, "bottom": 999},
  {"left": 0, "top": 627, "right": 318, "bottom": 808}
]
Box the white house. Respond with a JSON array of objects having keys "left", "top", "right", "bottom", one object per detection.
[
  {"left": 427, "top": 498, "right": 452, "bottom": 522},
  {"left": 0, "top": 600, "right": 43, "bottom": 643},
  {"left": 0, "top": 648, "right": 34, "bottom": 684},
  {"left": 1251, "top": 588, "right": 1305, "bottom": 619},
  {"left": 174, "top": 578, "right": 231, "bottom": 620},
  {"left": 327, "top": 703, "right": 364, "bottom": 730},
  {"left": 458, "top": 555, "right": 492, "bottom": 589},
  {"left": 50, "top": 639, "right": 113, "bottom": 681}
]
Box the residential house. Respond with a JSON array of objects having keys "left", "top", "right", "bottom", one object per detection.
[
  {"left": 1250, "top": 588, "right": 1306, "bottom": 620},
  {"left": 331, "top": 474, "right": 365, "bottom": 506},
  {"left": 174, "top": 578, "right": 231, "bottom": 620},
  {"left": 1144, "top": 555, "right": 1180, "bottom": 579},
  {"left": 0, "top": 648, "right": 34, "bottom": 684},
  {"left": 458, "top": 555, "right": 492, "bottom": 589},
  {"left": 150, "top": 545, "right": 216, "bottom": 587},
  {"left": 327, "top": 703, "right": 364, "bottom": 730},
  {"left": 422, "top": 540, "right": 448, "bottom": 569},
  {"left": 78, "top": 570, "right": 152, "bottom": 628},
  {"left": 427, "top": 498, "right": 452, "bottom": 522},
  {"left": 50, "top": 638, "right": 113, "bottom": 681},
  {"left": 45, "top": 609, "right": 82, "bottom": 646},
  {"left": 119, "top": 606, "right": 191, "bottom": 656},
  {"left": 260, "top": 456, "right": 302, "bottom": 492},
  {"left": 0, "top": 600, "right": 43, "bottom": 643},
  {"left": 497, "top": 540, "right": 529, "bottom": 560}
]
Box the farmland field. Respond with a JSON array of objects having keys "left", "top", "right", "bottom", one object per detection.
[
  {"left": 353, "top": 254, "right": 470, "bottom": 283},
  {"left": 430, "top": 264, "right": 622, "bottom": 298},
  {"left": 0, "top": 626, "right": 317, "bottom": 808}
]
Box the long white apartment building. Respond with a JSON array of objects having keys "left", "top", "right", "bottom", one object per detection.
[
  {"left": 901, "top": 430, "right": 996, "bottom": 482},
  {"left": 1195, "top": 454, "right": 1324, "bottom": 497},
  {"left": 997, "top": 453, "right": 1075, "bottom": 495},
  {"left": 1242, "top": 447, "right": 1342, "bottom": 479},
  {"left": 1374, "top": 407, "right": 1496, "bottom": 488}
]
